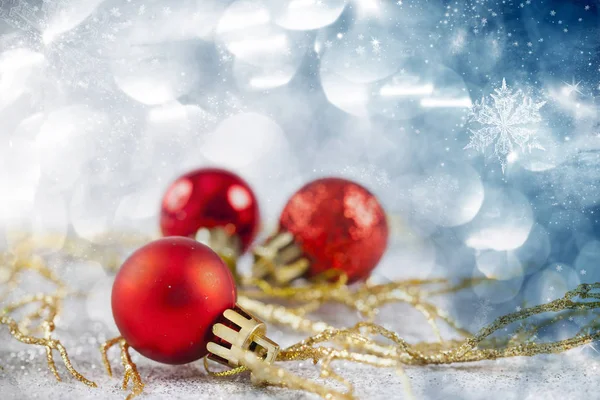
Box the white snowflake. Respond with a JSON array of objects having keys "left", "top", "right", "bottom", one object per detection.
[
  {"left": 465, "top": 78, "right": 546, "bottom": 172},
  {"left": 556, "top": 265, "right": 563, "bottom": 272}
]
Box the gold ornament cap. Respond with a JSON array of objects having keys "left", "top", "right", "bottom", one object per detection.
[
  {"left": 252, "top": 231, "right": 310, "bottom": 285},
  {"left": 195, "top": 227, "right": 241, "bottom": 281},
  {"left": 207, "top": 305, "right": 279, "bottom": 373}
]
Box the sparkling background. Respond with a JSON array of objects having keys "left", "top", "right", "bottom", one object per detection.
[{"left": 1, "top": 0, "right": 600, "bottom": 398}]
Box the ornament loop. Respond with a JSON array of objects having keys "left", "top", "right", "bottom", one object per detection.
[
  {"left": 207, "top": 305, "right": 280, "bottom": 375},
  {"left": 252, "top": 231, "right": 310, "bottom": 285}
]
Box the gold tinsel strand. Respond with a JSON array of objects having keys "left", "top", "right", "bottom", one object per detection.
[
  {"left": 3, "top": 236, "right": 600, "bottom": 400},
  {"left": 0, "top": 242, "right": 96, "bottom": 387},
  {"left": 101, "top": 336, "right": 145, "bottom": 400}
]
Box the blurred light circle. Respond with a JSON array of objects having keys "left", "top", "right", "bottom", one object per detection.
[
  {"left": 476, "top": 250, "right": 523, "bottom": 281},
  {"left": 233, "top": 58, "right": 299, "bottom": 91},
  {"left": 574, "top": 240, "right": 600, "bottom": 284},
  {"left": 320, "top": 68, "right": 369, "bottom": 117},
  {"left": 320, "top": 23, "right": 408, "bottom": 84},
  {"left": 432, "top": 234, "right": 477, "bottom": 277},
  {"left": 40, "top": 0, "right": 104, "bottom": 44},
  {"left": 145, "top": 102, "right": 215, "bottom": 141},
  {"left": 463, "top": 186, "right": 534, "bottom": 251},
  {"left": 62, "top": 260, "right": 107, "bottom": 292},
  {"left": 371, "top": 62, "right": 472, "bottom": 121},
  {"left": 0, "top": 49, "right": 46, "bottom": 110},
  {"left": 36, "top": 105, "right": 109, "bottom": 190},
  {"left": 112, "top": 43, "right": 200, "bottom": 105},
  {"left": 216, "top": 0, "right": 307, "bottom": 68},
  {"left": 134, "top": 103, "right": 216, "bottom": 179},
  {"left": 375, "top": 237, "right": 436, "bottom": 280},
  {"left": 70, "top": 182, "right": 118, "bottom": 243},
  {"left": 268, "top": 0, "right": 346, "bottom": 30},
  {"left": 515, "top": 223, "right": 551, "bottom": 275},
  {"left": 310, "top": 123, "right": 393, "bottom": 177},
  {"left": 114, "top": 186, "right": 162, "bottom": 222},
  {"left": 31, "top": 187, "right": 67, "bottom": 253},
  {"left": 201, "top": 112, "right": 292, "bottom": 169},
  {"left": 86, "top": 275, "right": 119, "bottom": 331},
  {"left": 112, "top": 0, "right": 227, "bottom": 43},
  {"left": 472, "top": 275, "right": 524, "bottom": 304},
  {"left": 0, "top": 136, "right": 39, "bottom": 223},
  {"left": 523, "top": 266, "right": 580, "bottom": 306},
  {"left": 410, "top": 162, "right": 484, "bottom": 227},
  {"left": 355, "top": 0, "right": 441, "bottom": 33}
]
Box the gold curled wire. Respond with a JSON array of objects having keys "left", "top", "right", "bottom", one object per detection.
[
  {"left": 3, "top": 234, "right": 600, "bottom": 400},
  {"left": 101, "top": 336, "right": 144, "bottom": 400},
  {"left": 203, "top": 357, "right": 248, "bottom": 376}
]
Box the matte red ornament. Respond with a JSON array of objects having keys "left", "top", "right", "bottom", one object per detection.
[
  {"left": 111, "top": 237, "right": 236, "bottom": 364},
  {"left": 160, "top": 168, "right": 259, "bottom": 252},
  {"left": 253, "top": 178, "right": 389, "bottom": 284}
]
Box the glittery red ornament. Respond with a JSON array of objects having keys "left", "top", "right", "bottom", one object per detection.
[
  {"left": 111, "top": 237, "right": 236, "bottom": 364},
  {"left": 253, "top": 178, "right": 389, "bottom": 284},
  {"left": 282, "top": 178, "right": 388, "bottom": 282},
  {"left": 160, "top": 168, "right": 259, "bottom": 252}
]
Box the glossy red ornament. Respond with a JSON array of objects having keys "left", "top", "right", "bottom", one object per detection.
[
  {"left": 280, "top": 177, "right": 388, "bottom": 282},
  {"left": 160, "top": 168, "right": 259, "bottom": 252},
  {"left": 111, "top": 237, "right": 236, "bottom": 364}
]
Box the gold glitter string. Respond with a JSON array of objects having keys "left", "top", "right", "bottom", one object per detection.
[
  {"left": 203, "top": 358, "right": 248, "bottom": 376},
  {"left": 0, "top": 246, "right": 96, "bottom": 387},
  {"left": 239, "top": 276, "right": 482, "bottom": 339},
  {"left": 99, "top": 279, "right": 600, "bottom": 400},
  {"left": 207, "top": 284, "right": 600, "bottom": 399},
  {"left": 241, "top": 276, "right": 488, "bottom": 318},
  {"left": 101, "top": 336, "right": 145, "bottom": 400},
  {"left": 5, "top": 235, "right": 600, "bottom": 400}
]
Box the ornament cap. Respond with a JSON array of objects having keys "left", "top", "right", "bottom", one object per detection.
[
  {"left": 195, "top": 227, "right": 241, "bottom": 281},
  {"left": 252, "top": 231, "right": 310, "bottom": 285},
  {"left": 207, "top": 305, "right": 279, "bottom": 372}
]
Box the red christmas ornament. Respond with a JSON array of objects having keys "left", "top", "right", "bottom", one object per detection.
[
  {"left": 253, "top": 177, "right": 389, "bottom": 284},
  {"left": 112, "top": 237, "right": 278, "bottom": 368},
  {"left": 160, "top": 168, "right": 260, "bottom": 253}
]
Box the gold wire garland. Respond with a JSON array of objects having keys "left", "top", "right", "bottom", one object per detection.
[
  {"left": 0, "top": 240, "right": 96, "bottom": 388},
  {"left": 101, "top": 336, "right": 145, "bottom": 400},
  {"left": 206, "top": 283, "right": 600, "bottom": 399},
  {"left": 2, "top": 235, "right": 600, "bottom": 400}
]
